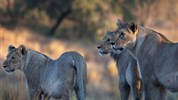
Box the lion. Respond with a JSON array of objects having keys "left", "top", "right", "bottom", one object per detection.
[
  {"left": 107, "top": 19, "right": 178, "bottom": 100},
  {"left": 97, "top": 33, "right": 142, "bottom": 100},
  {"left": 3, "top": 45, "right": 87, "bottom": 100}
]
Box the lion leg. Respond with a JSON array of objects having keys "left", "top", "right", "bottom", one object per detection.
[
  {"left": 43, "top": 94, "right": 50, "bottom": 100},
  {"left": 29, "top": 89, "right": 42, "bottom": 100},
  {"left": 143, "top": 81, "right": 160, "bottom": 100},
  {"left": 131, "top": 80, "right": 142, "bottom": 100},
  {"left": 159, "top": 73, "right": 178, "bottom": 92},
  {"left": 62, "top": 94, "right": 69, "bottom": 100},
  {"left": 129, "top": 61, "right": 142, "bottom": 100},
  {"left": 36, "top": 91, "right": 43, "bottom": 100},
  {"left": 158, "top": 86, "right": 167, "bottom": 100},
  {"left": 119, "top": 76, "right": 130, "bottom": 100}
]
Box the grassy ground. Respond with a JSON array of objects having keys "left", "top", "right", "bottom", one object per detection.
[
  {"left": 0, "top": 27, "right": 119, "bottom": 100},
  {"left": 0, "top": 26, "right": 178, "bottom": 100}
]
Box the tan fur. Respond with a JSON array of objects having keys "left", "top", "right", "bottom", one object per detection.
[
  {"left": 3, "top": 45, "right": 87, "bottom": 100},
  {"left": 107, "top": 20, "right": 178, "bottom": 100},
  {"left": 97, "top": 36, "right": 142, "bottom": 100}
]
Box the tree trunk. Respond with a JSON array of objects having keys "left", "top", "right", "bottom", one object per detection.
[{"left": 47, "top": 8, "right": 72, "bottom": 35}]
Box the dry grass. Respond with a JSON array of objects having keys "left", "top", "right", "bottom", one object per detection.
[
  {"left": 0, "top": 26, "right": 178, "bottom": 100},
  {"left": 0, "top": 26, "right": 118, "bottom": 100}
]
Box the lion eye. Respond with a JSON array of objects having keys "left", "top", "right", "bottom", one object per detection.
[
  {"left": 11, "top": 56, "right": 15, "bottom": 60},
  {"left": 106, "top": 39, "right": 110, "bottom": 42},
  {"left": 119, "top": 32, "right": 124, "bottom": 37}
]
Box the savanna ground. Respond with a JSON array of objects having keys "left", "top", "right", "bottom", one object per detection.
[
  {"left": 0, "top": 26, "right": 122, "bottom": 100},
  {"left": 0, "top": 0, "right": 178, "bottom": 100},
  {"left": 1, "top": 24, "right": 178, "bottom": 100}
]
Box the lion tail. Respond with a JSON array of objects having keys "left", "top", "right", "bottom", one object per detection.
[{"left": 72, "top": 52, "right": 87, "bottom": 100}]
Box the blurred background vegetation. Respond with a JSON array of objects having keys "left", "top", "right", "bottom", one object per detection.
[{"left": 0, "top": 0, "right": 178, "bottom": 100}]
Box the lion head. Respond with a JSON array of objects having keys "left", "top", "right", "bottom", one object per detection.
[
  {"left": 108, "top": 19, "right": 138, "bottom": 50},
  {"left": 97, "top": 30, "right": 123, "bottom": 55},
  {"left": 97, "top": 30, "right": 114, "bottom": 55},
  {"left": 3, "top": 45, "right": 26, "bottom": 72}
]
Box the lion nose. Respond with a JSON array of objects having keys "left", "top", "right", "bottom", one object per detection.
[
  {"left": 110, "top": 42, "right": 115, "bottom": 45},
  {"left": 3, "top": 62, "right": 7, "bottom": 68},
  {"left": 97, "top": 46, "right": 101, "bottom": 49},
  {"left": 3, "top": 64, "right": 7, "bottom": 68}
]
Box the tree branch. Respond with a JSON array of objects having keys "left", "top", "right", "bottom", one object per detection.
[{"left": 47, "top": 8, "right": 72, "bottom": 35}]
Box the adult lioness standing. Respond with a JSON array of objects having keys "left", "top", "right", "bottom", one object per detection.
[
  {"left": 108, "top": 19, "right": 178, "bottom": 100},
  {"left": 3, "top": 45, "right": 87, "bottom": 100}
]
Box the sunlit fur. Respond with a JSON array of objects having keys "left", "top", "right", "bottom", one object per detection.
[
  {"left": 3, "top": 45, "right": 87, "bottom": 100},
  {"left": 97, "top": 36, "right": 142, "bottom": 100},
  {"left": 108, "top": 20, "right": 178, "bottom": 100}
]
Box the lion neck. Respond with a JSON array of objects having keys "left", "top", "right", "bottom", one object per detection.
[
  {"left": 110, "top": 51, "right": 120, "bottom": 61},
  {"left": 110, "top": 49, "right": 122, "bottom": 61},
  {"left": 125, "top": 26, "right": 147, "bottom": 57},
  {"left": 23, "top": 50, "right": 49, "bottom": 72},
  {"left": 129, "top": 26, "right": 170, "bottom": 63},
  {"left": 128, "top": 26, "right": 157, "bottom": 59},
  {"left": 22, "top": 50, "right": 52, "bottom": 85}
]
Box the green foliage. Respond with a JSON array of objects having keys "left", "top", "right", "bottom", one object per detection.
[
  {"left": 1, "top": 0, "right": 120, "bottom": 40},
  {"left": 1, "top": 0, "right": 174, "bottom": 41}
]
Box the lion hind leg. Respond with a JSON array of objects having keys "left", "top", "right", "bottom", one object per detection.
[
  {"left": 144, "top": 83, "right": 160, "bottom": 100},
  {"left": 131, "top": 80, "right": 142, "bottom": 100},
  {"left": 119, "top": 84, "right": 130, "bottom": 100},
  {"left": 119, "top": 76, "right": 131, "bottom": 100},
  {"left": 160, "top": 72, "right": 178, "bottom": 92}
]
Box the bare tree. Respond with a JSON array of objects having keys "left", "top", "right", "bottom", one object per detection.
[
  {"left": 135, "top": 0, "right": 161, "bottom": 26},
  {"left": 117, "top": 0, "right": 161, "bottom": 26},
  {"left": 167, "top": 0, "right": 178, "bottom": 33},
  {"left": 47, "top": 8, "right": 72, "bottom": 35}
]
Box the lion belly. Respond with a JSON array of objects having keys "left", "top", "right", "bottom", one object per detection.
[
  {"left": 159, "top": 72, "right": 178, "bottom": 92},
  {"left": 154, "top": 44, "right": 178, "bottom": 92}
]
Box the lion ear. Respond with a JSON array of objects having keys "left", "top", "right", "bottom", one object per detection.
[
  {"left": 127, "top": 21, "right": 138, "bottom": 34},
  {"left": 104, "top": 29, "right": 110, "bottom": 35},
  {"left": 18, "top": 45, "right": 26, "bottom": 55},
  {"left": 8, "top": 45, "right": 15, "bottom": 52},
  {"left": 116, "top": 19, "right": 122, "bottom": 27}
]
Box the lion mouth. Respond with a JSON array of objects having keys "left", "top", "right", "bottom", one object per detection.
[
  {"left": 98, "top": 51, "right": 109, "bottom": 55},
  {"left": 112, "top": 46, "right": 124, "bottom": 51},
  {"left": 5, "top": 69, "right": 15, "bottom": 72}
]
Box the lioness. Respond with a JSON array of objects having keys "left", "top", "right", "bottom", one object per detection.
[
  {"left": 3, "top": 45, "right": 87, "bottom": 100},
  {"left": 97, "top": 33, "right": 142, "bottom": 100},
  {"left": 107, "top": 19, "right": 178, "bottom": 100}
]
